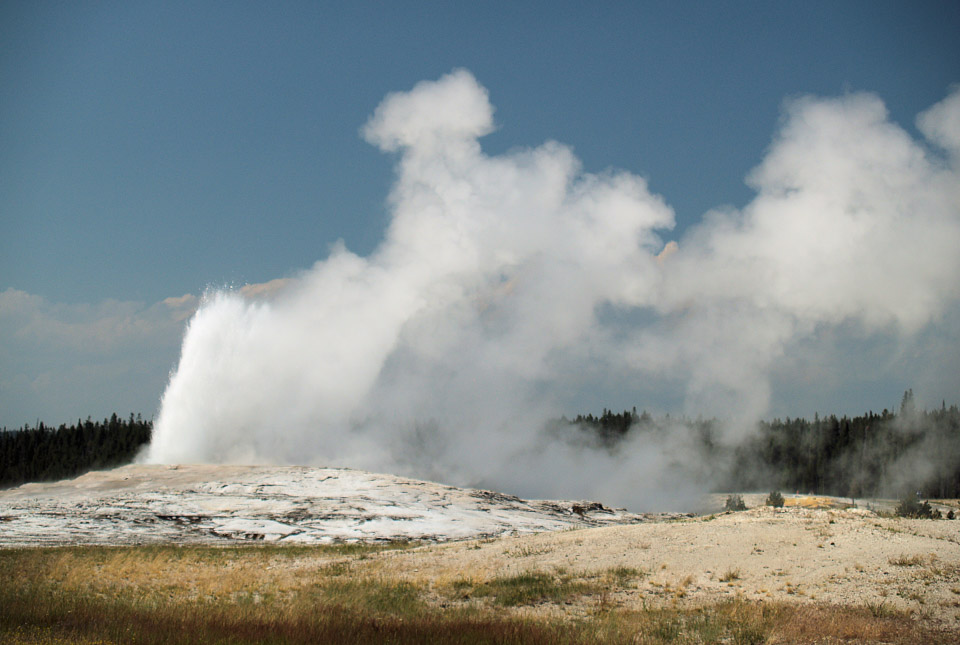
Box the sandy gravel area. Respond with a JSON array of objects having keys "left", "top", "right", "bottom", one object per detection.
[{"left": 368, "top": 504, "right": 960, "bottom": 627}]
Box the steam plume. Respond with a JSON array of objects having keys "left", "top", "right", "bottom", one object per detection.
[{"left": 146, "top": 71, "right": 960, "bottom": 509}]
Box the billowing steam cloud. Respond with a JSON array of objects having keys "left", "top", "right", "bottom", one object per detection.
[{"left": 146, "top": 71, "right": 960, "bottom": 509}]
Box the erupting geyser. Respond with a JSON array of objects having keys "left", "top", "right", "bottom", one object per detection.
[{"left": 147, "top": 70, "right": 960, "bottom": 509}]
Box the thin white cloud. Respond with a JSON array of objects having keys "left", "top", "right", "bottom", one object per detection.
[
  {"left": 0, "top": 280, "right": 298, "bottom": 428},
  {"left": 0, "top": 288, "right": 199, "bottom": 426},
  {"left": 0, "top": 288, "right": 197, "bottom": 353}
]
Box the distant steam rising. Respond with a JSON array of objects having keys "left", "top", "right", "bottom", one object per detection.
[{"left": 147, "top": 71, "right": 960, "bottom": 509}]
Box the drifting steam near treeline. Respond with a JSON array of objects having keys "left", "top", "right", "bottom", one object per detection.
[
  {"left": 565, "top": 391, "right": 960, "bottom": 502},
  {"left": 143, "top": 71, "right": 960, "bottom": 509},
  {"left": 4, "top": 395, "right": 960, "bottom": 504}
]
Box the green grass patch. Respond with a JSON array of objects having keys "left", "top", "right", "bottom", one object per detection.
[
  {"left": 606, "top": 565, "right": 643, "bottom": 586},
  {"left": 465, "top": 571, "right": 597, "bottom": 607},
  {"left": 321, "top": 578, "right": 426, "bottom": 616}
]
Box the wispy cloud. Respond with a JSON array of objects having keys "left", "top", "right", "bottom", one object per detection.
[
  {"left": 0, "top": 289, "right": 198, "bottom": 353},
  {"left": 0, "top": 288, "right": 198, "bottom": 426}
]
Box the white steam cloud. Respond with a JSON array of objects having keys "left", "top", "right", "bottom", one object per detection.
[{"left": 146, "top": 71, "right": 960, "bottom": 509}]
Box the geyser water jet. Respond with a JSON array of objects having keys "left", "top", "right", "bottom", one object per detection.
[{"left": 147, "top": 70, "right": 960, "bottom": 509}]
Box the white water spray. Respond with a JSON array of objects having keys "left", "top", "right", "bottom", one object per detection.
[{"left": 147, "top": 71, "right": 960, "bottom": 509}]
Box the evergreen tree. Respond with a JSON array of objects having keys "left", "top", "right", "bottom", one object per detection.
[{"left": 0, "top": 414, "right": 152, "bottom": 488}]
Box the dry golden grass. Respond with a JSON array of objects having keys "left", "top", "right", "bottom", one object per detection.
[
  {"left": 1, "top": 544, "right": 955, "bottom": 644},
  {"left": 890, "top": 553, "right": 928, "bottom": 567}
]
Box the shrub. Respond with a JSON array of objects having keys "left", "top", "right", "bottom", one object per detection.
[
  {"left": 725, "top": 495, "right": 747, "bottom": 512},
  {"left": 895, "top": 495, "right": 935, "bottom": 519},
  {"left": 765, "top": 491, "right": 785, "bottom": 508}
]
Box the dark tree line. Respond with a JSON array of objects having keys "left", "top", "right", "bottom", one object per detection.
[
  {"left": 4, "top": 391, "right": 958, "bottom": 501},
  {"left": 570, "top": 391, "right": 960, "bottom": 499},
  {"left": 564, "top": 407, "right": 720, "bottom": 452},
  {"left": 0, "top": 413, "right": 152, "bottom": 488},
  {"left": 570, "top": 408, "right": 648, "bottom": 446},
  {"left": 727, "top": 392, "right": 960, "bottom": 499}
]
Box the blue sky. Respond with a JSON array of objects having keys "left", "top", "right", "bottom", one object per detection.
[{"left": 2, "top": 1, "right": 959, "bottom": 429}]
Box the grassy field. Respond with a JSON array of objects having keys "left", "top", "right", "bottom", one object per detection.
[{"left": 0, "top": 543, "right": 951, "bottom": 644}]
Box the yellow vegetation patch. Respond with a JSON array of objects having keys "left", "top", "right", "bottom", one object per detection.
[{"left": 784, "top": 496, "right": 852, "bottom": 509}]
